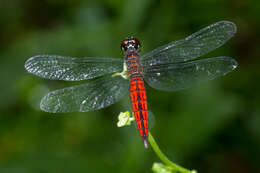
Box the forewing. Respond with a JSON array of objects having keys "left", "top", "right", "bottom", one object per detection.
[
  {"left": 40, "top": 75, "right": 128, "bottom": 113},
  {"left": 143, "top": 57, "right": 237, "bottom": 91},
  {"left": 141, "top": 21, "right": 236, "bottom": 65},
  {"left": 25, "top": 55, "right": 123, "bottom": 81}
]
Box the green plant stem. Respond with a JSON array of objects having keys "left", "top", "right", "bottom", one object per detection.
[{"left": 148, "top": 133, "right": 196, "bottom": 173}]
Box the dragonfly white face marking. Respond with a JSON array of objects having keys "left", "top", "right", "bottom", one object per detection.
[{"left": 25, "top": 21, "right": 238, "bottom": 147}]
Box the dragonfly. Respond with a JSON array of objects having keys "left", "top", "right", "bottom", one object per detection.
[{"left": 25, "top": 21, "right": 238, "bottom": 148}]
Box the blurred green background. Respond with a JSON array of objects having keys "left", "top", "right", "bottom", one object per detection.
[{"left": 0, "top": 0, "right": 260, "bottom": 172}]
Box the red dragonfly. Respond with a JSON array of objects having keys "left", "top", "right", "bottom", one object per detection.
[{"left": 25, "top": 21, "right": 238, "bottom": 148}]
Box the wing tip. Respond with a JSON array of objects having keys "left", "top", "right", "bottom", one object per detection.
[
  {"left": 218, "top": 20, "right": 237, "bottom": 36},
  {"left": 40, "top": 92, "right": 61, "bottom": 113},
  {"left": 24, "top": 56, "right": 35, "bottom": 72},
  {"left": 221, "top": 56, "right": 238, "bottom": 70},
  {"left": 231, "top": 60, "right": 238, "bottom": 71},
  {"left": 24, "top": 55, "right": 45, "bottom": 72},
  {"left": 40, "top": 94, "right": 52, "bottom": 113}
]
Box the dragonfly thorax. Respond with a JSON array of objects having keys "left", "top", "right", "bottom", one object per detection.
[{"left": 121, "top": 37, "right": 140, "bottom": 54}]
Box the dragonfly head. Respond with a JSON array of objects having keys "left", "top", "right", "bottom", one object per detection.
[{"left": 121, "top": 37, "right": 141, "bottom": 53}]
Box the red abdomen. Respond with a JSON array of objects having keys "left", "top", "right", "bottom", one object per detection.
[{"left": 129, "top": 75, "right": 149, "bottom": 143}]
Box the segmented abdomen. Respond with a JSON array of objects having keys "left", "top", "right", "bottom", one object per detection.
[{"left": 129, "top": 74, "right": 149, "bottom": 141}]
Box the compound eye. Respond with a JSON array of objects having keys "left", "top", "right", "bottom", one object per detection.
[
  {"left": 123, "top": 45, "right": 127, "bottom": 51},
  {"left": 135, "top": 43, "right": 140, "bottom": 49},
  {"left": 133, "top": 38, "right": 140, "bottom": 50},
  {"left": 121, "top": 40, "right": 128, "bottom": 51},
  {"left": 133, "top": 38, "right": 139, "bottom": 44}
]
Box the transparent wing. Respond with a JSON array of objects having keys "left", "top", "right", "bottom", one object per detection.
[
  {"left": 40, "top": 75, "right": 128, "bottom": 113},
  {"left": 25, "top": 55, "right": 123, "bottom": 81},
  {"left": 142, "top": 57, "right": 237, "bottom": 91},
  {"left": 141, "top": 21, "right": 236, "bottom": 65}
]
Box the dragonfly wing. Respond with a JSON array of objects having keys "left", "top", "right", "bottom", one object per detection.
[
  {"left": 25, "top": 55, "right": 123, "bottom": 81},
  {"left": 40, "top": 75, "right": 128, "bottom": 113},
  {"left": 143, "top": 57, "right": 237, "bottom": 91},
  {"left": 141, "top": 21, "right": 236, "bottom": 65}
]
